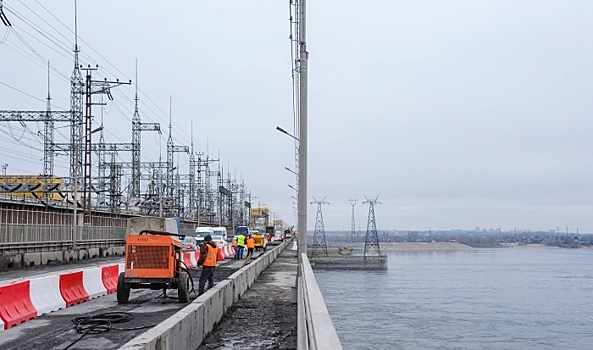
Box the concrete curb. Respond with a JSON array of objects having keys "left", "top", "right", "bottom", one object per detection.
[{"left": 118, "top": 240, "right": 289, "bottom": 350}]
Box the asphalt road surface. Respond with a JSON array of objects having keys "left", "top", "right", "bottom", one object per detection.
[{"left": 0, "top": 263, "right": 238, "bottom": 350}]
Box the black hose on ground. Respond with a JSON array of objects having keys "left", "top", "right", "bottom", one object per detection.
[{"left": 63, "top": 312, "right": 156, "bottom": 350}]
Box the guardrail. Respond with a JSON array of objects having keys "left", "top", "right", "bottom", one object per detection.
[
  {"left": 0, "top": 224, "right": 126, "bottom": 254},
  {"left": 298, "top": 253, "right": 343, "bottom": 350}
]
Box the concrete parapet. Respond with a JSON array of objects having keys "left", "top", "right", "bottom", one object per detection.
[
  {"left": 23, "top": 253, "right": 42, "bottom": 267},
  {"left": 77, "top": 249, "right": 89, "bottom": 260},
  {"left": 112, "top": 246, "right": 125, "bottom": 256},
  {"left": 88, "top": 248, "right": 100, "bottom": 259},
  {"left": 119, "top": 240, "right": 289, "bottom": 350},
  {"left": 99, "top": 247, "right": 113, "bottom": 257},
  {"left": 63, "top": 250, "right": 78, "bottom": 262},
  {"left": 41, "top": 251, "right": 63, "bottom": 265},
  {"left": 0, "top": 254, "right": 22, "bottom": 270},
  {"left": 309, "top": 255, "right": 388, "bottom": 270}
]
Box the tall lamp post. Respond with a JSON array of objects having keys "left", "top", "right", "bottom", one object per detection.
[
  {"left": 72, "top": 125, "right": 103, "bottom": 249},
  {"left": 277, "top": 0, "right": 308, "bottom": 261},
  {"left": 297, "top": 0, "right": 308, "bottom": 260}
]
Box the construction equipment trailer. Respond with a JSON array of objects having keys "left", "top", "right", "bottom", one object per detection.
[{"left": 117, "top": 229, "right": 190, "bottom": 303}]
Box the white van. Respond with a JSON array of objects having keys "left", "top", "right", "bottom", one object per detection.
[
  {"left": 212, "top": 227, "right": 228, "bottom": 243},
  {"left": 194, "top": 227, "right": 214, "bottom": 246}
]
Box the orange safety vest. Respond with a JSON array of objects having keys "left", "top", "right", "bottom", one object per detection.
[
  {"left": 232, "top": 241, "right": 238, "bottom": 247},
  {"left": 203, "top": 244, "right": 218, "bottom": 267},
  {"left": 247, "top": 237, "right": 255, "bottom": 249}
]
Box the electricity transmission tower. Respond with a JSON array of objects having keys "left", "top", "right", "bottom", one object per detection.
[
  {"left": 348, "top": 198, "right": 357, "bottom": 242},
  {"left": 131, "top": 62, "right": 161, "bottom": 199},
  {"left": 363, "top": 196, "right": 381, "bottom": 256},
  {"left": 311, "top": 196, "right": 329, "bottom": 256}
]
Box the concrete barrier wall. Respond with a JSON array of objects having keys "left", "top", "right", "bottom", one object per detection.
[
  {"left": 119, "top": 240, "right": 287, "bottom": 350},
  {"left": 298, "top": 253, "right": 343, "bottom": 350}
]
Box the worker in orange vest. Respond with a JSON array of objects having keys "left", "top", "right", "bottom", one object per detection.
[
  {"left": 246, "top": 234, "right": 255, "bottom": 258},
  {"left": 197, "top": 234, "right": 218, "bottom": 296}
]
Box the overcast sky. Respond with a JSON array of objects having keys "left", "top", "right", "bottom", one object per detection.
[{"left": 1, "top": 1, "right": 593, "bottom": 232}]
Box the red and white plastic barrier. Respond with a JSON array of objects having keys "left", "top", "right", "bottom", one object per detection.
[
  {"left": 0, "top": 263, "right": 125, "bottom": 330},
  {"left": 182, "top": 252, "right": 194, "bottom": 269},
  {"left": 30, "top": 275, "right": 66, "bottom": 316},
  {"left": 0, "top": 281, "right": 37, "bottom": 329},
  {"left": 83, "top": 267, "right": 108, "bottom": 299},
  {"left": 189, "top": 251, "right": 197, "bottom": 267},
  {"left": 101, "top": 265, "right": 119, "bottom": 294},
  {"left": 60, "top": 271, "right": 89, "bottom": 307},
  {"left": 217, "top": 246, "right": 225, "bottom": 261}
]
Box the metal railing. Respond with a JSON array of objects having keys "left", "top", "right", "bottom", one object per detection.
[
  {"left": 297, "top": 253, "right": 343, "bottom": 350},
  {"left": 0, "top": 224, "right": 126, "bottom": 254}
]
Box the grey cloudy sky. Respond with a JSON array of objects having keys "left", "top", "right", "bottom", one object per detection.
[{"left": 1, "top": 1, "right": 593, "bottom": 232}]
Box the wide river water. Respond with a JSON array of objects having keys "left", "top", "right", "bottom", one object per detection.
[{"left": 314, "top": 247, "right": 593, "bottom": 350}]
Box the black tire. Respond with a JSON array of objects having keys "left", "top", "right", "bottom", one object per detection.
[
  {"left": 116, "top": 272, "right": 130, "bottom": 304},
  {"left": 178, "top": 271, "right": 190, "bottom": 303}
]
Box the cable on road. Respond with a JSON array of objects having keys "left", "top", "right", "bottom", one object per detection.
[{"left": 63, "top": 312, "right": 157, "bottom": 350}]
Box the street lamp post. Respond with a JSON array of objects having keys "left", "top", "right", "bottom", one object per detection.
[
  {"left": 285, "top": 166, "right": 298, "bottom": 177},
  {"left": 298, "top": 0, "right": 309, "bottom": 261},
  {"left": 276, "top": 127, "right": 299, "bottom": 142},
  {"left": 72, "top": 125, "right": 103, "bottom": 249}
]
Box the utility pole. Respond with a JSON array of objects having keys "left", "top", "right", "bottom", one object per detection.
[
  {"left": 290, "top": 0, "right": 309, "bottom": 259},
  {"left": 349, "top": 198, "right": 357, "bottom": 242},
  {"left": 311, "top": 197, "right": 329, "bottom": 256},
  {"left": 363, "top": 196, "right": 381, "bottom": 256},
  {"left": 80, "top": 65, "right": 129, "bottom": 223}
]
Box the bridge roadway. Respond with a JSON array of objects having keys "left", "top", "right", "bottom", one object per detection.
[{"left": 0, "top": 244, "right": 298, "bottom": 349}]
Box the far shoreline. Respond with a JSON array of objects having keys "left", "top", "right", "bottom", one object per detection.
[{"left": 332, "top": 242, "right": 593, "bottom": 252}]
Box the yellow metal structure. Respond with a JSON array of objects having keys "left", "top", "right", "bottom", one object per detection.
[
  {"left": 0, "top": 175, "right": 63, "bottom": 201},
  {"left": 250, "top": 207, "right": 269, "bottom": 232}
]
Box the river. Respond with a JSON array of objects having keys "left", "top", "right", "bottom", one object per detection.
[{"left": 314, "top": 247, "right": 593, "bottom": 350}]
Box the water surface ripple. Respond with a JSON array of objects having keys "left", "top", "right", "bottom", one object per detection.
[{"left": 315, "top": 248, "right": 593, "bottom": 350}]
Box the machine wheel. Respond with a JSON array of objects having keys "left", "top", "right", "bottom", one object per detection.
[
  {"left": 116, "top": 272, "right": 130, "bottom": 304},
  {"left": 178, "top": 271, "right": 190, "bottom": 303}
]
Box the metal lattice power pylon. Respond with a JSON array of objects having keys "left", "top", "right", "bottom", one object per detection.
[
  {"left": 131, "top": 62, "right": 161, "bottom": 199},
  {"left": 311, "top": 196, "right": 329, "bottom": 256},
  {"left": 349, "top": 198, "right": 357, "bottom": 242},
  {"left": 165, "top": 103, "right": 189, "bottom": 203},
  {"left": 363, "top": 196, "right": 381, "bottom": 256}
]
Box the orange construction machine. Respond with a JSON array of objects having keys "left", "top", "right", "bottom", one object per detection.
[{"left": 117, "top": 229, "right": 191, "bottom": 303}]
